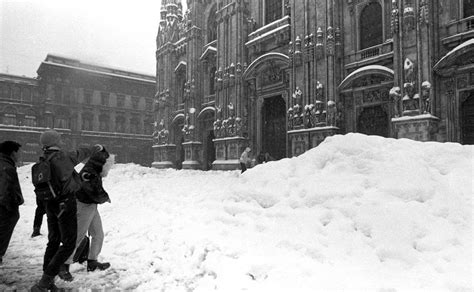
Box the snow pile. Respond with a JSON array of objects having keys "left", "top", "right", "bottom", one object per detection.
[{"left": 0, "top": 133, "right": 472, "bottom": 291}]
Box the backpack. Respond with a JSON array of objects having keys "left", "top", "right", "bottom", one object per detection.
[
  {"left": 73, "top": 235, "right": 90, "bottom": 264},
  {"left": 31, "top": 152, "right": 61, "bottom": 201}
]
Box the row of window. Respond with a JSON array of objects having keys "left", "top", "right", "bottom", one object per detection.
[
  {"left": 0, "top": 113, "right": 153, "bottom": 134},
  {"left": 0, "top": 84, "right": 34, "bottom": 102},
  {"left": 60, "top": 89, "right": 153, "bottom": 110}
]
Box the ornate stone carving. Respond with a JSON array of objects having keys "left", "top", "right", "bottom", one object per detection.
[
  {"left": 403, "top": 4, "right": 416, "bottom": 31},
  {"left": 326, "top": 26, "right": 335, "bottom": 56},
  {"left": 316, "top": 27, "right": 324, "bottom": 59},
  {"left": 419, "top": 0, "right": 429, "bottom": 25},
  {"left": 152, "top": 119, "right": 169, "bottom": 145},
  {"left": 391, "top": 0, "right": 400, "bottom": 34}
]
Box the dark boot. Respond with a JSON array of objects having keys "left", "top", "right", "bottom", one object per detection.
[
  {"left": 30, "top": 273, "right": 56, "bottom": 291},
  {"left": 87, "top": 259, "right": 110, "bottom": 272},
  {"left": 31, "top": 227, "right": 41, "bottom": 237},
  {"left": 57, "top": 264, "right": 73, "bottom": 281}
]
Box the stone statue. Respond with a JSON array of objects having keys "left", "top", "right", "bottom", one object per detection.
[
  {"left": 327, "top": 100, "right": 336, "bottom": 126},
  {"left": 389, "top": 86, "right": 402, "bottom": 117},
  {"left": 421, "top": 81, "right": 431, "bottom": 114}
]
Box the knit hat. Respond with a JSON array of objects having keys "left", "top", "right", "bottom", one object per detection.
[{"left": 40, "top": 130, "right": 61, "bottom": 147}]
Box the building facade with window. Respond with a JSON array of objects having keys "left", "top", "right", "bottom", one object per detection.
[
  {"left": 154, "top": 0, "right": 474, "bottom": 170},
  {"left": 0, "top": 54, "right": 156, "bottom": 165}
]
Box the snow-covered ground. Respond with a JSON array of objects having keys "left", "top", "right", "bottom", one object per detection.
[{"left": 0, "top": 133, "right": 472, "bottom": 291}]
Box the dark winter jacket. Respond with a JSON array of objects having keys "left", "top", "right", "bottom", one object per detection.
[
  {"left": 0, "top": 153, "right": 23, "bottom": 211},
  {"left": 76, "top": 150, "right": 110, "bottom": 205},
  {"left": 43, "top": 145, "right": 97, "bottom": 198}
]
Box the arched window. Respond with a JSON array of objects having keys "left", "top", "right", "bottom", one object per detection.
[
  {"left": 23, "top": 87, "right": 32, "bottom": 102},
  {"left": 359, "top": 2, "right": 383, "bottom": 50},
  {"left": 144, "top": 116, "right": 153, "bottom": 135},
  {"left": 82, "top": 112, "right": 94, "bottom": 131},
  {"left": 207, "top": 6, "right": 217, "bottom": 43},
  {"left": 99, "top": 114, "right": 109, "bottom": 132},
  {"left": 464, "top": 0, "right": 474, "bottom": 18},
  {"left": 116, "top": 116, "right": 125, "bottom": 132},
  {"left": 265, "top": 0, "right": 283, "bottom": 24},
  {"left": 24, "top": 110, "right": 37, "bottom": 127},
  {"left": 130, "top": 117, "right": 140, "bottom": 134},
  {"left": 54, "top": 116, "right": 70, "bottom": 129},
  {"left": 2, "top": 106, "right": 17, "bottom": 125}
]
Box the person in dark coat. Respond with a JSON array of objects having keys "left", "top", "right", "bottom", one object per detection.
[
  {"left": 0, "top": 141, "right": 23, "bottom": 265},
  {"left": 60, "top": 149, "right": 113, "bottom": 280},
  {"left": 31, "top": 130, "right": 102, "bottom": 291}
]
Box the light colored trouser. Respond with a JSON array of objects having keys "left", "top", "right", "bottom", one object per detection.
[{"left": 65, "top": 200, "right": 104, "bottom": 264}]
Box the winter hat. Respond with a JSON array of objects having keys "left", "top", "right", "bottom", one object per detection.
[{"left": 40, "top": 130, "right": 61, "bottom": 148}]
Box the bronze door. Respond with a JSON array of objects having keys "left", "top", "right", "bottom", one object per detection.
[
  {"left": 461, "top": 92, "right": 474, "bottom": 145},
  {"left": 262, "top": 96, "right": 286, "bottom": 159},
  {"left": 357, "top": 105, "right": 389, "bottom": 137}
]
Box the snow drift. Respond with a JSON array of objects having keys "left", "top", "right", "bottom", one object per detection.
[{"left": 1, "top": 133, "right": 472, "bottom": 291}]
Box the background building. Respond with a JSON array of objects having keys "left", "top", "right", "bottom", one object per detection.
[
  {"left": 153, "top": 0, "right": 473, "bottom": 170},
  {"left": 0, "top": 54, "right": 156, "bottom": 165}
]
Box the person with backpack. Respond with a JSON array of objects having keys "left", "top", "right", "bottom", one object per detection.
[
  {"left": 31, "top": 130, "right": 103, "bottom": 292},
  {"left": 0, "top": 141, "right": 23, "bottom": 265},
  {"left": 59, "top": 148, "right": 114, "bottom": 281}
]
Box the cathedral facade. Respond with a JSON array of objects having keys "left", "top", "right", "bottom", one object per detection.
[{"left": 153, "top": 0, "right": 474, "bottom": 170}]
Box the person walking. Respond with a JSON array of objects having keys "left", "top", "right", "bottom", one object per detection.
[
  {"left": 31, "top": 197, "right": 46, "bottom": 237},
  {"left": 59, "top": 149, "right": 113, "bottom": 281},
  {"left": 31, "top": 130, "right": 102, "bottom": 291},
  {"left": 0, "top": 141, "right": 23, "bottom": 265},
  {"left": 239, "top": 147, "right": 251, "bottom": 173}
]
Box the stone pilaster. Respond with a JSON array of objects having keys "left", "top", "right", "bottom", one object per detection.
[
  {"left": 152, "top": 144, "right": 177, "bottom": 169},
  {"left": 392, "top": 114, "right": 440, "bottom": 141}
]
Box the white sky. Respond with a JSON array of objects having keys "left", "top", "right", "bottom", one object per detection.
[
  {"left": 0, "top": 0, "right": 178, "bottom": 77},
  {"left": 1, "top": 133, "right": 472, "bottom": 290}
]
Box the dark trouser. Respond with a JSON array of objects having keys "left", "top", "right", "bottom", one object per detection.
[
  {"left": 33, "top": 196, "right": 46, "bottom": 229},
  {"left": 42, "top": 196, "right": 77, "bottom": 276},
  {"left": 240, "top": 162, "right": 247, "bottom": 173},
  {"left": 0, "top": 205, "right": 20, "bottom": 258}
]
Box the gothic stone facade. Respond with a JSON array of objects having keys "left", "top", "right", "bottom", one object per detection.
[
  {"left": 0, "top": 54, "right": 155, "bottom": 165},
  {"left": 154, "top": 0, "right": 474, "bottom": 170}
]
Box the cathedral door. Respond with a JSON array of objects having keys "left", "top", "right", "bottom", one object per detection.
[
  {"left": 461, "top": 91, "right": 474, "bottom": 145},
  {"left": 357, "top": 105, "right": 389, "bottom": 137},
  {"left": 261, "top": 96, "right": 286, "bottom": 159}
]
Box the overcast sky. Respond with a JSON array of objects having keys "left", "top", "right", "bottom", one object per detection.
[{"left": 0, "top": 0, "right": 176, "bottom": 77}]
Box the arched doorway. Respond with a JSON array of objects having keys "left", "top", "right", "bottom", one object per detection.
[
  {"left": 357, "top": 105, "right": 389, "bottom": 137},
  {"left": 461, "top": 91, "right": 474, "bottom": 144},
  {"left": 261, "top": 95, "right": 286, "bottom": 159},
  {"left": 206, "top": 130, "right": 216, "bottom": 170}
]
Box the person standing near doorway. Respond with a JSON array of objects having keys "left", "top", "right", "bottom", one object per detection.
[
  {"left": 0, "top": 141, "right": 23, "bottom": 265},
  {"left": 239, "top": 147, "right": 251, "bottom": 173}
]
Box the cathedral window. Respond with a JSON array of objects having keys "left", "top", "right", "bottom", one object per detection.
[
  {"left": 209, "top": 66, "right": 216, "bottom": 95},
  {"left": 207, "top": 7, "right": 217, "bottom": 43},
  {"left": 2, "top": 106, "right": 17, "bottom": 125},
  {"left": 464, "top": 0, "right": 474, "bottom": 18},
  {"left": 359, "top": 1, "right": 383, "bottom": 50},
  {"left": 24, "top": 110, "right": 37, "bottom": 127},
  {"left": 132, "top": 97, "right": 139, "bottom": 109},
  {"left": 265, "top": 0, "right": 283, "bottom": 24}
]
